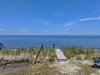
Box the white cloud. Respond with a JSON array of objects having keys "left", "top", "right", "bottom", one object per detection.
[
  {"left": 56, "top": 31, "right": 68, "bottom": 33},
  {"left": 43, "top": 30, "right": 49, "bottom": 33},
  {"left": 64, "top": 22, "right": 77, "bottom": 27},
  {"left": 33, "top": 19, "right": 51, "bottom": 25},
  {"left": 0, "top": 29, "right": 6, "bottom": 32},
  {"left": 80, "top": 16, "right": 100, "bottom": 21},
  {"left": 54, "top": 11, "right": 65, "bottom": 16},
  {"left": 20, "top": 29, "right": 28, "bottom": 32}
]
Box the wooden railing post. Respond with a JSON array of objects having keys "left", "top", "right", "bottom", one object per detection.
[
  {"left": 34, "top": 44, "right": 43, "bottom": 64},
  {"left": 53, "top": 43, "right": 55, "bottom": 49},
  {"left": 0, "top": 43, "right": 5, "bottom": 50}
]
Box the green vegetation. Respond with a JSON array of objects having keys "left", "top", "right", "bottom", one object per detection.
[
  {"left": 49, "top": 48, "right": 56, "bottom": 61},
  {"left": 0, "top": 48, "right": 28, "bottom": 55},
  {"left": 61, "top": 47, "right": 95, "bottom": 59},
  {"left": 0, "top": 47, "right": 56, "bottom": 66},
  {"left": 1, "top": 46, "right": 100, "bottom": 75},
  {"left": 0, "top": 47, "right": 56, "bottom": 75}
]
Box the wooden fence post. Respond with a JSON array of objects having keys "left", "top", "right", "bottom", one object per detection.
[{"left": 34, "top": 44, "right": 43, "bottom": 64}]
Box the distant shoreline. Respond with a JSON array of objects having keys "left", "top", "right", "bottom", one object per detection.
[{"left": 0, "top": 35, "right": 100, "bottom": 37}]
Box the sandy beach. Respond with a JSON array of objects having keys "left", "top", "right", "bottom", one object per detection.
[{"left": 0, "top": 47, "right": 100, "bottom": 75}]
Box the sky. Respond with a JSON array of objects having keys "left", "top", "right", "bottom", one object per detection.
[{"left": 0, "top": 0, "right": 100, "bottom": 35}]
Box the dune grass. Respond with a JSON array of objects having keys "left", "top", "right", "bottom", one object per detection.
[
  {"left": 0, "top": 47, "right": 56, "bottom": 75},
  {"left": 1, "top": 47, "right": 100, "bottom": 75},
  {"left": 61, "top": 47, "right": 95, "bottom": 59},
  {"left": 0, "top": 47, "right": 56, "bottom": 66}
]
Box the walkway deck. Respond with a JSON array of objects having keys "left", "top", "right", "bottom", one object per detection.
[{"left": 55, "top": 49, "right": 67, "bottom": 61}]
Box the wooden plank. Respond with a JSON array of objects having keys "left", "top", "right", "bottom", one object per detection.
[{"left": 55, "top": 49, "right": 67, "bottom": 61}]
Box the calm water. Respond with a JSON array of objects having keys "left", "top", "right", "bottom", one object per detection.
[{"left": 0, "top": 35, "right": 100, "bottom": 48}]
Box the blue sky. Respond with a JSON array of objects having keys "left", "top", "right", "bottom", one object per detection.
[{"left": 0, "top": 0, "right": 100, "bottom": 35}]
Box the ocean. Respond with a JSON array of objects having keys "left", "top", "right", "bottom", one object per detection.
[{"left": 0, "top": 35, "right": 100, "bottom": 48}]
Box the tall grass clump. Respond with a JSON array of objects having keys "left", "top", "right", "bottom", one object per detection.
[
  {"left": 48, "top": 48, "right": 56, "bottom": 62},
  {"left": 61, "top": 46, "right": 95, "bottom": 59}
]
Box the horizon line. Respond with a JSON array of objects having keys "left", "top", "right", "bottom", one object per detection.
[{"left": 0, "top": 35, "right": 100, "bottom": 36}]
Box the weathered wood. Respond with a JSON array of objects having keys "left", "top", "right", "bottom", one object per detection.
[
  {"left": 55, "top": 49, "right": 67, "bottom": 61},
  {"left": 3, "top": 62, "right": 7, "bottom": 69},
  {"left": 34, "top": 44, "right": 43, "bottom": 64},
  {"left": 1, "top": 59, "right": 29, "bottom": 69},
  {"left": 53, "top": 43, "right": 55, "bottom": 48},
  {"left": 0, "top": 43, "right": 5, "bottom": 50}
]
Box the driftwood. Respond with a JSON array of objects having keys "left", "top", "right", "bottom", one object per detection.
[{"left": 0, "top": 59, "right": 29, "bottom": 69}]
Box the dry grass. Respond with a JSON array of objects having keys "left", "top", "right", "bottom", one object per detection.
[
  {"left": 61, "top": 47, "right": 98, "bottom": 59},
  {"left": 1, "top": 62, "right": 58, "bottom": 75},
  {"left": 1, "top": 47, "right": 100, "bottom": 75},
  {"left": 0, "top": 47, "right": 56, "bottom": 75}
]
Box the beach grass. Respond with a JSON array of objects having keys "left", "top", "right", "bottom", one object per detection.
[
  {"left": 0, "top": 47, "right": 56, "bottom": 66},
  {"left": 1, "top": 47, "right": 100, "bottom": 75},
  {"left": 0, "top": 47, "right": 56, "bottom": 75},
  {"left": 61, "top": 47, "right": 95, "bottom": 59}
]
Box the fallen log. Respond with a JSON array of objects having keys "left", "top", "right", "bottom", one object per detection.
[{"left": 0, "top": 59, "right": 29, "bottom": 69}]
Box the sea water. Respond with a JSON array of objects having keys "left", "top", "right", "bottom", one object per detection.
[{"left": 0, "top": 35, "right": 100, "bottom": 48}]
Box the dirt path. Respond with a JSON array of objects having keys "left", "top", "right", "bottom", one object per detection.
[{"left": 50, "top": 60, "right": 100, "bottom": 75}]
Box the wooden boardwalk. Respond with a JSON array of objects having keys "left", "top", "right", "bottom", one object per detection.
[{"left": 55, "top": 49, "right": 67, "bottom": 61}]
